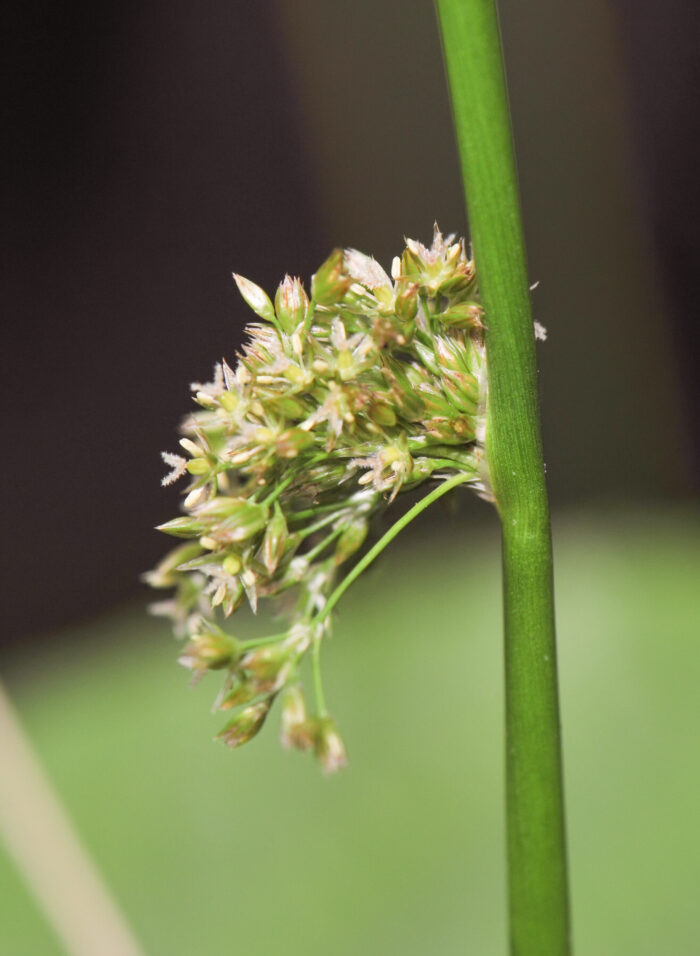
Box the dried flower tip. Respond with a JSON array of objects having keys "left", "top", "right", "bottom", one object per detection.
[
  {"left": 344, "top": 248, "right": 392, "bottom": 290},
  {"left": 534, "top": 321, "right": 548, "bottom": 341},
  {"left": 161, "top": 452, "right": 188, "bottom": 486},
  {"left": 314, "top": 718, "right": 348, "bottom": 774},
  {"left": 279, "top": 685, "right": 309, "bottom": 750}
]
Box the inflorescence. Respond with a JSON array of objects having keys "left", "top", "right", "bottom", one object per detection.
[{"left": 146, "top": 226, "right": 491, "bottom": 772}]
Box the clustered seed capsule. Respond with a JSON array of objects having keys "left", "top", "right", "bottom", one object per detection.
[{"left": 146, "top": 226, "right": 491, "bottom": 771}]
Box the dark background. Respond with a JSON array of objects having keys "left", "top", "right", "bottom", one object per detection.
[{"left": 3, "top": 0, "right": 698, "bottom": 645}]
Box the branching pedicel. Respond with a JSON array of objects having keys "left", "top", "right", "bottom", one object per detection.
[{"left": 147, "top": 226, "right": 491, "bottom": 772}]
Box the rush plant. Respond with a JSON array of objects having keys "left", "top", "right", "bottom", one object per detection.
[
  {"left": 148, "top": 230, "right": 491, "bottom": 772},
  {"left": 150, "top": 0, "right": 570, "bottom": 952}
]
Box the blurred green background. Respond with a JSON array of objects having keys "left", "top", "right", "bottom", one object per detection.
[{"left": 2, "top": 508, "right": 699, "bottom": 954}]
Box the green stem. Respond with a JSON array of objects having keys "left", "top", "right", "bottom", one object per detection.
[
  {"left": 311, "top": 637, "right": 328, "bottom": 717},
  {"left": 240, "top": 633, "right": 289, "bottom": 650},
  {"left": 295, "top": 510, "right": 342, "bottom": 540},
  {"left": 302, "top": 524, "right": 345, "bottom": 564},
  {"left": 435, "top": 2, "right": 570, "bottom": 954},
  {"left": 315, "top": 472, "right": 472, "bottom": 626},
  {"left": 260, "top": 452, "right": 326, "bottom": 507}
]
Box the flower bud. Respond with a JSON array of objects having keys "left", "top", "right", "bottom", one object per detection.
[
  {"left": 274, "top": 275, "right": 309, "bottom": 333},
  {"left": 283, "top": 364, "right": 314, "bottom": 388},
  {"left": 156, "top": 516, "right": 206, "bottom": 539},
  {"left": 142, "top": 542, "right": 204, "bottom": 588},
  {"left": 279, "top": 684, "right": 311, "bottom": 750},
  {"left": 437, "top": 273, "right": 474, "bottom": 297},
  {"left": 268, "top": 395, "right": 307, "bottom": 420},
  {"left": 233, "top": 273, "right": 277, "bottom": 325},
  {"left": 180, "top": 437, "right": 206, "bottom": 457},
  {"left": 179, "top": 629, "right": 242, "bottom": 672},
  {"left": 313, "top": 718, "right": 347, "bottom": 774},
  {"left": 262, "top": 506, "right": 288, "bottom": 575},
  {"left": 195, "top": 497, "right": 268, "bottom": 543},
  {"left": 368, "top": 399, "right": 397, "bottom": 427},
  {"left": 334, "top": 518, "right": 368, "bottom": 565},
  {"left": 437, "top": 301, "right": 483, "bottom": 330},
  {"left": 394, "top": 282, "right": 419, "bottom": 323},
  {"left": 217, "top": 701, "right": 270, "bottom": 749},
  {"left": 186, "top": 457, "right": 210, "bottom": 475},
  {"left": 275, "top": 427, "right": 315, "bottom": 458},
  {"left": 218, "top": 681, "right": 258, "bottom": 710},
  {"left": 222, "top": 553, "right": 242, "bottom": 576},
  {"left": 442, "top": 374, "right": 478, "bottom": 415},
  {"left": 241, "top": 643, "right": 291, "bottom": 691},
  {"left": 218, "top": 390, "right": 239, "bottom": 412},
  {"left": 311, "top": 248, "right": 351, "bottom": 305}
]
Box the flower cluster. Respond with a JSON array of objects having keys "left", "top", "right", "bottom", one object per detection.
[{"left": 147, "top": 226, "right": 490, "bottom": 772}]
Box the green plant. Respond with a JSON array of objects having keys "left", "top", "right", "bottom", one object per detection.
[
  {"left": 148, "top": 231, "right": 490, "bottom": 772},
  {"left": 150, "top": 1, "right": 570, "bottom": 951}
]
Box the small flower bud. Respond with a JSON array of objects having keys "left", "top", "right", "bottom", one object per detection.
[
  {"left": 218, "top": 681, "right": 258, "bottom": 710},
  {"left": 241, "top": 643, "right": 291, "bottom": 691},
  {"left": 311, "top": 248, "right": 351, "bottom": 305},
  {"left": 368, "top": 399, "right": 397, "bottom": 427},
  {"left": 217, "top": 701, "right": 270, "bottom": 749},
  {"left": 334, "top": 518, "right": 368, "bottom": 565},
  {"left": 394, "top": 282, "right": 419, "bottom": 323},
  {"left": 141, "top": 542, "right": 203, "bottom": 588},
  {"left": 314, "top": 718, "right": 347, "bottom": 774},
  {"left": 195, "top": 497, "right": 268, "bottom": 543},
  {"left": 254, "top": 426, "right": 277, "bottom": 445},
  {"left": 275, "top": 427, "right": 315, "bottom": 458},
  {"left": 262, "top": 506, "right": 288, "bottom": 575},
  {"left": 179, "top": 629, "right": 242, "bottom": 672},
  {"left": 218, "top": 390, "right": 239, "bottom": 412},
  {"left": 279, "top": 684, "right": 310, "bottom": 750},
  {"left": 274, "top": 275, "right": 309, "bottom": 333},
  {"left": 222, "top": 553, "right": 242, "bottom": 576},
  {"left": 186, "top": 457, "right": 210, "bottom": 475},
  {"left": 343, "top": 248, "right": 392, "bottom": 290},
  {"left": 438, "top": 272, "right": 475, "bottom": 298},
  {"left": 233, "top": 273, "right": 277, "bottom": 325},
  {"left": 283, "top": 364, "right": 313, "bottom": 388},
  {"left": 180, "top": 437, "right": 206, "bottom": 457},
  {"left": 268, "top": 395, "right": 307, "bottom": 419},
  {"left": 437, "top": 301, "right": 483, "bottom": 330},
  {"left": 336, "top": 349, "right": 355, "bottom": 381},
  {"left": 184, "top": 486, "right": 208, "bottom": 509},
  {"left": 156, "top": 516, "right": 205, "bottom": 539}
]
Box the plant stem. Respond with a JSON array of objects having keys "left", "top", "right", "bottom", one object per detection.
[
  {"left": 311, "top": 637, "right": 328, "bottom": 717},
  {"left": 315, "top": 471, "right": 473, "bottom": 626},
  {"left": 435, "top": 1, "right": 570, "bottom": 953},
  {"left": 0, "top": 679, "right": 145, "bottom": 956}
]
